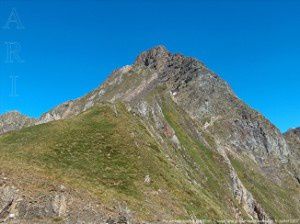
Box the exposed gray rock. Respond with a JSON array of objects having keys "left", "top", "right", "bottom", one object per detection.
[
  {"left": 285, "top": 128, "right": 300, "bottom": 152},
  {"left": 215, "top": 140, "right": 272, "bottom": 222},
  {"left": 0, "top": 174, "right": 110, "bottom": 224},
  {"left": 128, "top": 46, "right": 291, "bottom": 173}
]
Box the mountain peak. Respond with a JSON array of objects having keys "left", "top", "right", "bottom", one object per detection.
[
  {"left": 143, "top": 45, "right": 169, "bottom": 56},
  {"left": 2, "top": 110, "right": 22, "bottom": 116},
  {"left": 134, "top": 45, "right": 170, "bottom": 69}
]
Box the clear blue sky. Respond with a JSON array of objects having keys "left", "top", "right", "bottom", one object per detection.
[{"left": 0, "top": 0, "right": 299, "bottom": 132}]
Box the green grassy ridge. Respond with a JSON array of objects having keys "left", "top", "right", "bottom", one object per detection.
[
  {"left": 1, "top": 100, "right": 296, "bottom": 220},
  {"left": 0, "top": 103, "right": 232, "bottom": 220}
]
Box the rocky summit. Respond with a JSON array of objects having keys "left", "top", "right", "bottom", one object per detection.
[{"left": 0, "top": 46, "right": 299, "bottom": 223}]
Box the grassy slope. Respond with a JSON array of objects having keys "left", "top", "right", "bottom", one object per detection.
[
  {"left": 0, "top": 100, "right": 297, "bottom": 221},
  {"left": 0, "top": 103, "right": 237, "bottom": 221}
]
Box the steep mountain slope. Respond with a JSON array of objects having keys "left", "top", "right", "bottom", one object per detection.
[
  {"left": 0, "top": 111, "right": 36, "bottom": 134},
  {"left": 0, "top": 46, "right": 299, "bottom": 223},
  {"left": 40, "top": 46, "right": 289, "bottom": 161},
  {"left": 39, "top": 46, "right": 291, "bottom": 181}
]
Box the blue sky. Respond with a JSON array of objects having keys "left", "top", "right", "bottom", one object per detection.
[{"left": 0, "top": 0, "right": 299, "bottom": 132}]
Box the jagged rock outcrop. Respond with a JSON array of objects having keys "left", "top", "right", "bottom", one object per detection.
[
  {"left": 0, "top": 173, "right": 114, "bottom": 223},
  {"left": 284, "top": 128, "right": 300, "bottom": 183},
  {"left": 0, "top": 111, "right": 36, "bottom": 135},
  {"left": 285, "top": 128, "right": 300, "bottom": 154}
]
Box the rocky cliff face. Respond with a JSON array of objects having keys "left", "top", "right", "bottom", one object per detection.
[
  {"left": 0, "top": 46, "right": 299, "bottom": 223},
  {"left": 285, "top": 128, "right": 300, "bottom": 151},
  {"left": 0, "top": 172, "right": 115, "bottom": 224},
  {"left": 0, "top": 111, "right": 36, "bottom": 135},
  {"left": 284, "top": 128, "right": 300, "bottom": 183},
  {"left": 133, "top": 46, "right": 290, "bottom": 164}
]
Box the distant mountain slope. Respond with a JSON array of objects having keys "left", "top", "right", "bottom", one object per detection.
[
  {"left": 0, "top": 111, "right": 36, "bottom": 134},
  {"left": 0, "top": 46, "right": 299, "bottom": 223}
]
